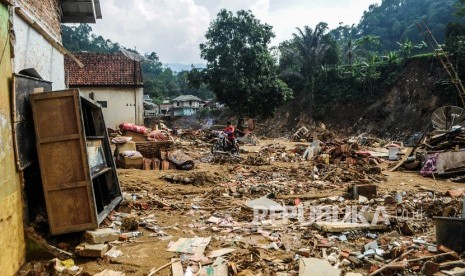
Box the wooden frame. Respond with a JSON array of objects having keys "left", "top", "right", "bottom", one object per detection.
[{"left": 11, "top": 74, "right": 52, "bottom": 170}]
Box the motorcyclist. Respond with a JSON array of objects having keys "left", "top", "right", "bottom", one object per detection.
[{"left": 224, "top": 121, "right": 236, "bottom": 146}]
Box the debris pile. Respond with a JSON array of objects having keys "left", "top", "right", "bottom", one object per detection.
[
  {"left": 420, "top": 127, "right": 465, "bottom": 151},
  {"left": 20, "top": 123, "right": 465, "bottom": 276}
]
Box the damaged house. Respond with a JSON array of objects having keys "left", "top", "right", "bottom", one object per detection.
[{"left": 0, "top": 0, "right": 103, "bottom": 273}]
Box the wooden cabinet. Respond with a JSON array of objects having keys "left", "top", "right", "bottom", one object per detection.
[{"left": 30, "top": 89, "right": 121, "bottom": 235}]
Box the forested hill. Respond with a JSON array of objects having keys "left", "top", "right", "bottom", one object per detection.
[
  {"left": 356, "top": 0, "right": 463, "bottom": 51},
  {"left": 61, "top": 0, "right": 465, "bottom": 112}
]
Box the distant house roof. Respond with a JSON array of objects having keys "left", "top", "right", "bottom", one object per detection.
[
  {"left": 171, "top": 95, "right": 202, "bottom": 102},
  {"left": 65, "top": 53, "right": 143, "bottom": 87}
]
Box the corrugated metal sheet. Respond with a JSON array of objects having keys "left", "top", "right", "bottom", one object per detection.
[{"left": 60, "top": 0, "right": 102, "bottom": 23}]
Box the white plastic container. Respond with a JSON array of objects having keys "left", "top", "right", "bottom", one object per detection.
[{"left": 388, "top": 147, "right": 399, "bottom": 161}]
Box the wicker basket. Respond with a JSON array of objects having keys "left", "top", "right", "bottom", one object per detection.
[{"left": 135, "top": 140, "right": 173, "bottom": 159}]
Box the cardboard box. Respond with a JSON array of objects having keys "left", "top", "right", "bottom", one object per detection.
[{"left": 115, "top": 141, "right": 136, "bottom": 155}]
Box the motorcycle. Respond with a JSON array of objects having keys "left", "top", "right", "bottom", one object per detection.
[{"left": 211, "top": 131, "right": 239, "bottom": 155}]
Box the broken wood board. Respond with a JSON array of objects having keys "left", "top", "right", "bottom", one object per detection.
[
  {"left": 171, "top": 258, "right": 183, "bottom": 276},
  {"left": 389, "top": 147, "right": 413, "bottom": 172},
  {"left": 299, "top": 258, "right": 341, "bottom": 276},
  {"left": 313, "top": 222, "right": 387, "bottom": 233},
  {"left": 167, "top": 237, "right": 211, "bottom": 258},
  {"left": 278, "top": 191, "right": 344, "bottom": 200},
  {"left": 207, "top": 248, "right": 235, "bottom": 258}
]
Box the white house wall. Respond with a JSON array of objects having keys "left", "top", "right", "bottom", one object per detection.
[
  {"left": 79, "top": 87, "right": 144, "bottom": 129},
  {"left": 173, "top": 101, "right": 200, "bottom": 108},
  {"left": 12, "top": 15, "right": 65, "bottom": 89}
]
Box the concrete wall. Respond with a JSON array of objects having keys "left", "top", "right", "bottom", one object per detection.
[
  {"left": 79, "top": 87, "right": 144, "bottom": 129},
  {"left": 12, "top": 12, "right": 65, "bottom": 89},
  {"left": 0, "top": 3, "right": 26, "bottom": 274}
]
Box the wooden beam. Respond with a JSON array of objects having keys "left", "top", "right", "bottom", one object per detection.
[{"left": 0, "top": 0, "right": 13, "bottom": 6}]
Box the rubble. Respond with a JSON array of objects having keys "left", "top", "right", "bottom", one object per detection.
[{"left": 21, "top": 124, "right": 465, "bottom": 276}]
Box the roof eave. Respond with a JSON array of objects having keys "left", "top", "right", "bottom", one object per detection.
[
  {"left": 60, "top": 0, "right": 102, "bottom": 23},
  {"left": 69, "top": 84, "right": 144, "bottom": 88}
]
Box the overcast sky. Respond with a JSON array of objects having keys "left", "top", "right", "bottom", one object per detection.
[{"left": 89, "top": 0, "right": 381, "bottom": 64}]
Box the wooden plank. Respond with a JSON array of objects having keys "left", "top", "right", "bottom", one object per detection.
[
  {"left": 75, "top": 92, "right": 99, "bottom": 230},
  {"left": 389, "top": 147, "right": 414, "bottom": 172},
  {"left": 46, "top": 181, "right": 88, "bottom": 192},
  {"left": 38, "top": 134, "right": 80, "bottom": 144},
  {"left": 91, "top": 167, "right": 111, "bottom": 179},
  {"left": 278, "top": 191, "right": 344, "bottom": 200},
  {"left": 313, "top": 221, "right": 387, "bottom": 233},
  {"left": 97, "top": 196, "right": 122, "bottom": 224},
  {"left": 171, "top": 258, "right": 184, "bottom": 276}
]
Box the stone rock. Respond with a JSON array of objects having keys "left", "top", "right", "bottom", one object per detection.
[
  {"left": 75, "top": 243, "right": 109, "bottom": 258},
  {"left": 85, "top": 228, "right": 120, "bottom": 244},
  {"left": 421, "top": 261, "right": 439, "bottom": 276},
  {"left": 299, "top": 258, "right": 340, "bottom": 276}
]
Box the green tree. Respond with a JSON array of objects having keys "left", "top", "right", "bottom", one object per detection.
[
  {"left": 455, "top": 0, "right": 465, "bottom": 16},
  {"left": 357, "top": 0, "right": 460, "bottom": 54},
  {"left": 197, "top": 9, "right": 291, "bottom": 117},
  {"left": 62, "top": 24, "right": 120, "bottom": 53}
]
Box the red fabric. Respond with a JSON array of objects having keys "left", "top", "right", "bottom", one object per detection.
[
  {"left": 148, "top": 130, "right": 168, "bottom": 141},
  {"left": 119, "top": 123, "right": 147, "bottom": 134}
]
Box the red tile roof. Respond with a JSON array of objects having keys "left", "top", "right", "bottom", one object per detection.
[{"left": 65, "top": 53, "right": 143, "bottom": 87}]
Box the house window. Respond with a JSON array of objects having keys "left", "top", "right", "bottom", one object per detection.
[
  {"left": 97, "top": 101, "right": 107, "bottom": 108},
  {"left": 189, "top": 100, "right": 192, "bottom": 106}
]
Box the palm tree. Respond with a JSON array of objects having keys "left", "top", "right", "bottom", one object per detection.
[
  {"left": 280, "top": 22, "right": 335, "bottom": 111},
  {"left": 356, "top": 35, "right": 381, "bottom": 61},
  {"left": 346, "top": 37, "right": 357, "bottom": 66}
]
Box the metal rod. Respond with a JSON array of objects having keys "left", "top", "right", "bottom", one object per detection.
[{"left": 462, "top": 196, "right": 465, "bottom": 219}]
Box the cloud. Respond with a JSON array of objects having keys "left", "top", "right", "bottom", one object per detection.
[
  {"left": 89, "top": 0, "right": 381, "bottom": 64},
  {"left": 92, "top": 0, "right": 210, "bottom": 64}
]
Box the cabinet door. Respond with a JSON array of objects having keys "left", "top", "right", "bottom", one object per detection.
[{"left": 30, "top": 89, "right": 97, "bottom": 234}]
